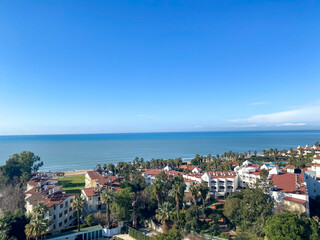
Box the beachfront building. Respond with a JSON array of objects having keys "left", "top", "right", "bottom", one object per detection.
[
  {"left": 85, "top": 170, "right": 123, "bottom": 188},
  {"left": 25, "top": 178, "right": 76, "bottom": 233},
  {"left": 82, "top": 171, "right": 123, "bottom": 214},
  {"left": 201, "top": 171, "right": 238, "bottom": 196},
  {"left": 141, "top": 168, "right": 182, "bottom": 185},
  {"left": 270, "top": 170, "right": 310, "bottom": 216},
  {"left": 142, "top": 167, "right": 238, "bottom": 196},
  {"left": 234, "top": 161, "right": 261, "bottom": 188},
  {"left": 307, "top": 154, "right": 320, "bottom": 178},
  {"left": 294, "top": 145, "right": 320, "bottom": 155},
  {"left": 26, "top": 176, "right": 58, "bottom": 191}
]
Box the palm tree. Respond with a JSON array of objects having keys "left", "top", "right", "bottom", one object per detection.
[
  {"left": 0, "top": 220, "right": 9, "bottom": 240},
  {"left": 72, "top": 195, "right": 85, "bottom": 232},
  {"left": 199, "top": 182, "right": 209, "bottom": 208},
  {"left": 100, "top": 189, "right": 114, "bottom": 228},
  {"left": 189, "top": 181, "right": 200, "bottom": 208},
  {"left": 248, "top": 150, "right": 251, "bottom": 157},
  {"left": 33, "top": 202, "right": 48, "bottom": 218},
  {"left": 171, "top": 175, "right": 186, "bottom": 222},
  {"left": 25, "top": 216, "right": 48, "bottom": 240},
  {"left": 155, "top": 202, "right": 174, "bottom": 231}
]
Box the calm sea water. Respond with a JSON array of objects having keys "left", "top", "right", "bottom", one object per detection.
[{"left": 0, "top": 131, "right": 319, "bottom": 171}]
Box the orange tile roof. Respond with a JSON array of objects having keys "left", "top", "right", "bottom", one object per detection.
[
  {"left": 82, "top": 187, "right": 101, "bottom": 197},
  {"left": 180, "top": 165, "right": 196, "bottom": 171},
  {"left": 271, "top": 172, "right": 306, "bottom": 195},
  {"left": 308, "top": 163, "right": 320, "bottom": 166}
]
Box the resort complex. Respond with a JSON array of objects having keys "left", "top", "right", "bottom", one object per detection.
[{"left": 1, "top": 142, "right": 320, "bottom": 240}]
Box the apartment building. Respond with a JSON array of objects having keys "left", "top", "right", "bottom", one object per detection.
[
  {"left": 25, "top": 178, "right": 76, "bottom": 233},
  {"left": 270, "top": 170, "right": 309, "bottom": 216}
]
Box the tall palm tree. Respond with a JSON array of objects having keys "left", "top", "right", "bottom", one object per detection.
[
  {"left": 72, "top": 195, "right": 85, "bottom": 232},
  {"left": 199, "top": 182, "right": 209, "bottom": 208},
  {"left": 189, "top": 181, "right": 200, "bottom": 208},
  {"left": 155, "top": 202, "right": 174, "bottom": 231},
  {"left": 25, "top": 216, "right": 48, "bottom": 240},
  {"left": 171, "top": 175, "right": 186, "bottom": 222},
  {"left": 100, "top": 188, "right": 114, "bottom": 229}
]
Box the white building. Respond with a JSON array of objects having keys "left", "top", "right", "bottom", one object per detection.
[
  {"left": 81, "top": 187, "right": 103, "bottom": 214},
  {"left": 25, "top": 178, "right": 76, "bottom": 233},
  {"left": 235, "top": 162, "right": 261, "bottom": 188}
]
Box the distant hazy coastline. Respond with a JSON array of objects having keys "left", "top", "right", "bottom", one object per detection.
[{"left": 0, "top": 130, "right": 319, "bottom": 172}]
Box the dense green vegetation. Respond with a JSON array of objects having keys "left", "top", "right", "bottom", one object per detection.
[
  {"left": 265, "top": 212, "right": 319, "bottom": 240},
  {"left": 58, "top": 175, "right": 85, "bottom": 194}
]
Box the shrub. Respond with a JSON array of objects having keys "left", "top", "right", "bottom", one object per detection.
[{"left": 129, "top": 227, "right": 150, "bottom": 240}]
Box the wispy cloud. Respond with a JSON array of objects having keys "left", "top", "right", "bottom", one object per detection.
[
  {"left": 276, "top": 123, "right": 306, "bottom": 127},
  {"left": 248, "top": 101, "right": 268, "bottom": 106},
  {"left": 136, "top": 114, "right": 155, "bottom": 119},
  {"left": 230, "top": 101, "right": 320, "bottom": 126},
  {"left": 195, "top": 125, "right": 203, "bottom": 128}
]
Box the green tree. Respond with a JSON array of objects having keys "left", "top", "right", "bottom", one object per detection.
[
  {"left": 152, "top": 171, "right": 172, "bottom": 205},
  {"left": 199, "top": 182, "right": 209, "bottom": 207},
  {"left": 189, "top": 181, "right": 200, "bottom": 208},
  {"left": 0, "top": 151, "right": 43, "bottom": 184},
  {"left": 151, "top": 227, "right": 182, "bottom": 240},
  {"left": 156, "top": 202, "right": 174, "bottom": 231},
  {"left": 113, "top": 187, "right": 133, "bottom": 221},
  {"left": 25, "top": 217, "right": 48, "bottom": 240},
  {"left": 100, "top": 189, "right": 114, "bottom": 228},
  {"left": 0, "top": 210, "right": 29, "bottom": 240},
  {"left": 72, "top": 195, "right": 85, "bottom": 232},
  {"left": 171, "top": 174, "right": 186, "bottom": 222},
  {"left": 265, "top": 212, "right": 320, "bottom": 240},
  {"left": 85, "top": 214, "right": 94, "bottom": 226},
  {"left": 32, "top": 203, "right": 48, "bottom": 218}
]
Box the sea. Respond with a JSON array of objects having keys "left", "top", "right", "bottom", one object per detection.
[{"left": 0, "top": 130, "right": 319, "bottom": 172}]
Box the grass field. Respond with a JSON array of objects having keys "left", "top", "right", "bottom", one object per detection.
[{"left": 58, "top": 175, "right": 85, "bottom": 194}]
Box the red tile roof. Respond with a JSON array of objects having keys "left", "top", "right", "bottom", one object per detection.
[
  {"left": 82, "top": 187, "right": 101, "bottom": 197},
  {"left": 308, "top": 163, "right": 320, "bottom": 166},
  {"left": 180, "top": 165, "right": 197, "bottom": 171},
  {"left": 271, "top": 172, "right": 306, "bottom": 195}
]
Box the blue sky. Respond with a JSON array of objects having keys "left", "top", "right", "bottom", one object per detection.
[{"left": 0, "top": 0, "right": 320, "bottom": 135}]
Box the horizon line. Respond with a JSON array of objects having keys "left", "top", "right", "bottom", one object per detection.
[{"left": 0, "top": 129, "right": 320, "bottom": 137}]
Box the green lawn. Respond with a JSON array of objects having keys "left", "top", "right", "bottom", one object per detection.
[{"left": 58, "top": 175, "right": 85, "bottom": 194}]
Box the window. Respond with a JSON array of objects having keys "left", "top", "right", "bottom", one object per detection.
[
  {"left": 64, "top": 219, "right": 67, "bottom": 224},
  {"left": 70, "top": 199, "right": 73, "bottom": 203},
  {"left": 54, "top": 215, "right": 56, "bottom": 219},
  {"left": 60, "top": 204, "right": 63, "bottom": 209},
  {"left": 69, "top": 207, "right": 72, "bottom": 212},
  {"left": 54, "top": 225, "right": 56, "bottom": 229},
  {"left": 89, "top": 196, "right": 92, "bottom": 200},
  {"left": 69, "top": 216, "right": 72, "bottom": 220},
  {"left": 64, "top": 210, "right": 68, "bottom": 215},
  {"left": 59, "top": 222, "right": 62, "bottom": 227},
  {"left": 59, "top": 213, "right": 62, "bottom": 218},
  {"left": 53, "top": 206, "right": 56, "bottom": 210}
]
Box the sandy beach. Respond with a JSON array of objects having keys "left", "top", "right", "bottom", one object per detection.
[{"left": 63, "top": 169, "right": 90, "bottom": 177}]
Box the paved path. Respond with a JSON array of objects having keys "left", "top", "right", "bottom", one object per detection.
[{"left": 115, "top": 234, "right": 136, "bottom": 240}]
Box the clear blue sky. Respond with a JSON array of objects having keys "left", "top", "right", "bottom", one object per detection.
[{"left": 0, "top": 0, "right": 320, "bottom": 135}]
